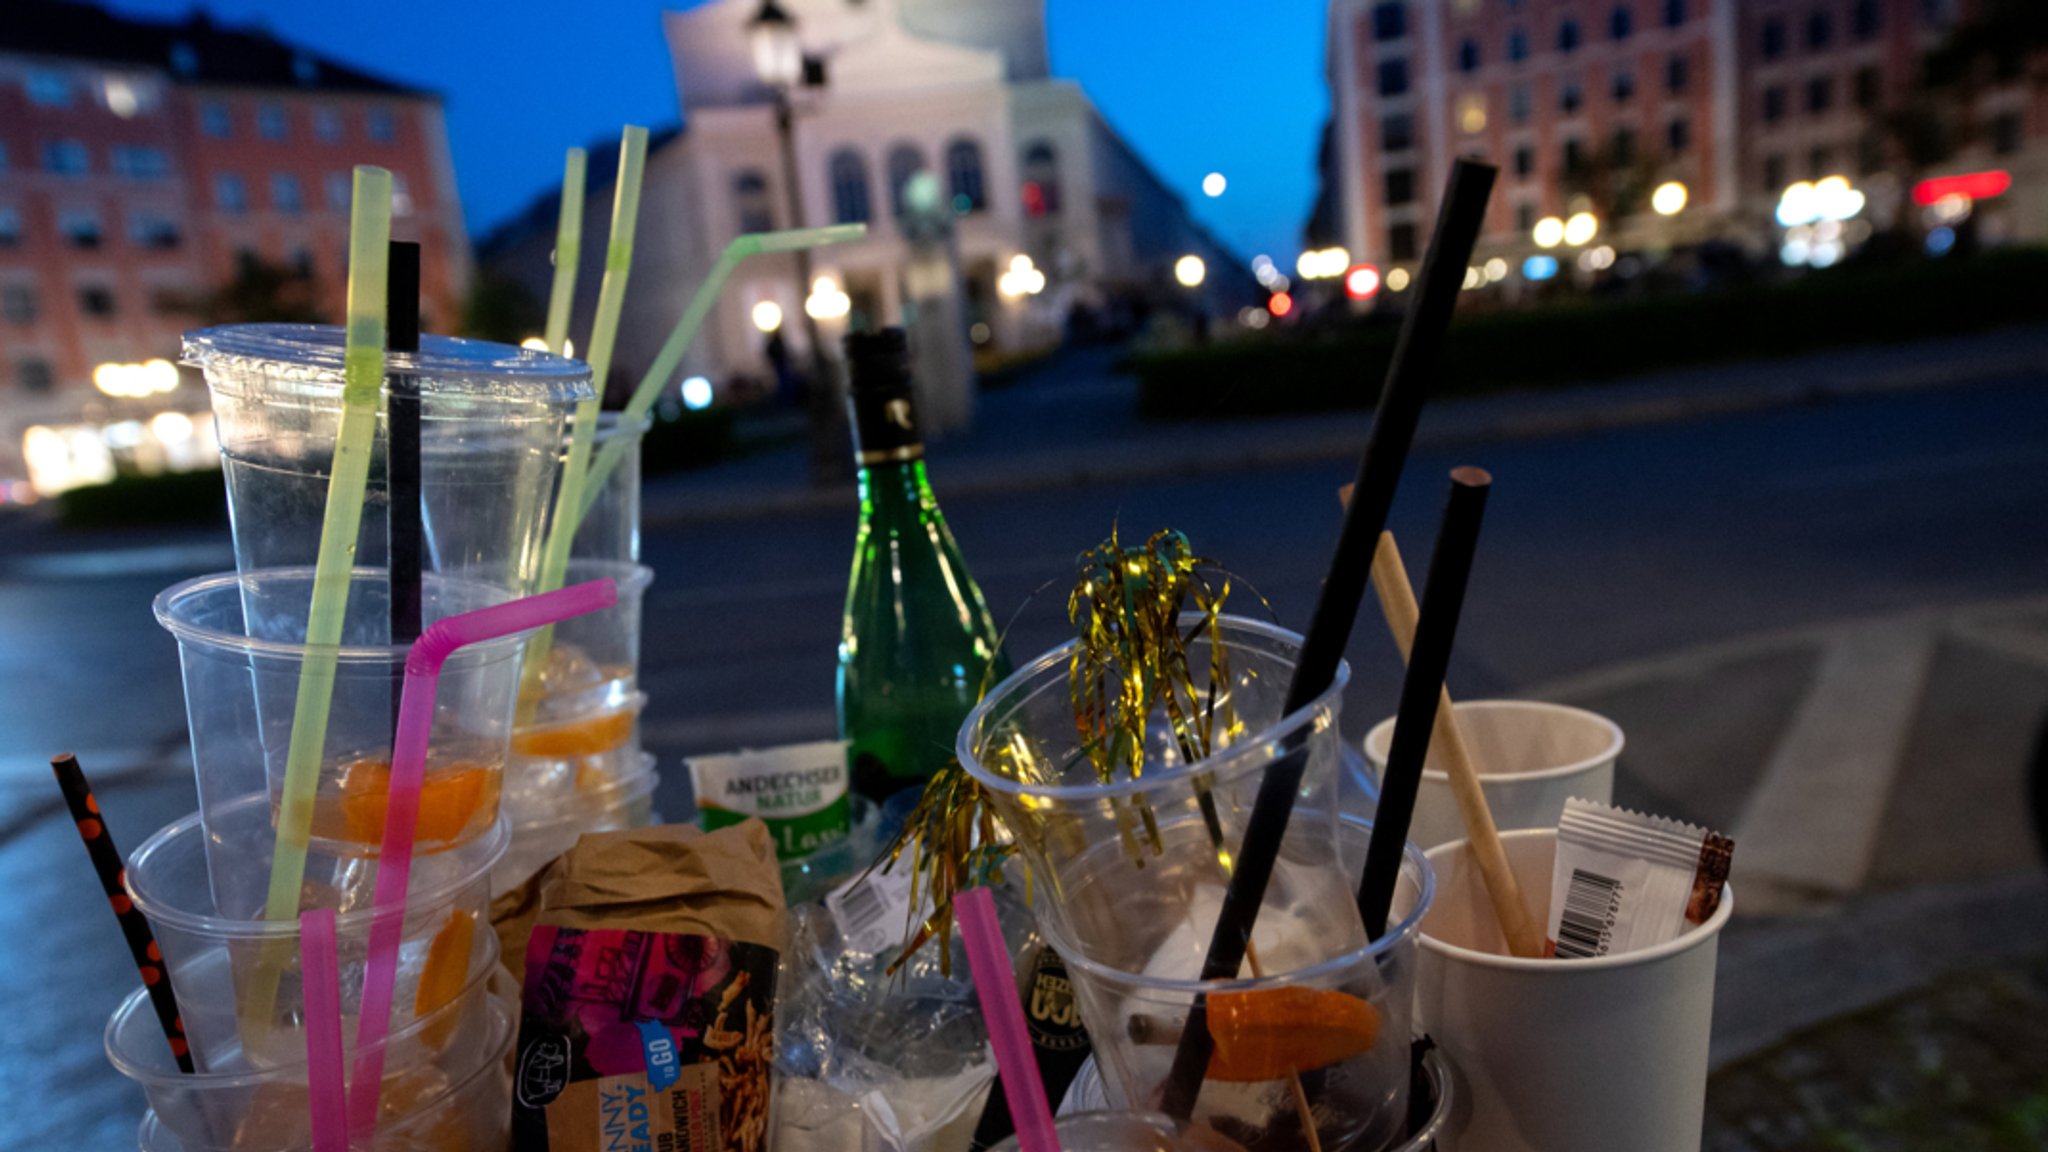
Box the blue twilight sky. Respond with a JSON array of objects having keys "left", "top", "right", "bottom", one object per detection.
[{"left": 100, "top": 0, "right": 1329, "bottom": 265}]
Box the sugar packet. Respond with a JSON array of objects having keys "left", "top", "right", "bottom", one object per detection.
[{"left": 1545, "top": 799, "right": 1734, "bottom": 960}]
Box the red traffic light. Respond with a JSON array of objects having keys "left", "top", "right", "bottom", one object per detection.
[
  {"left": 1268, "top": 291, "right": 1294, "bottom": 317},
  {"left": 1344, "top": 264, "right": 1382, "bottom": 300}
]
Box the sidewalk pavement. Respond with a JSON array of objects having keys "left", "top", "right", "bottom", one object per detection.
[{"left": 642, "top": 323, "right": 2048, "bottom": 525}]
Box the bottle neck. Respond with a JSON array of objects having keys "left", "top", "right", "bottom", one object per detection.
[{"left": 857, "top": 457, "right": 938, "bottom": 523}]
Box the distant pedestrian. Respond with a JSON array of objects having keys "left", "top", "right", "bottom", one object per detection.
[{"left": 765, "top": 329, "right": 797, "bottom": 408}]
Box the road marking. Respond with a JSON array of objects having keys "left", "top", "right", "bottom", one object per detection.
[{"left": 1731, "top": 616, "right": 1939, "bottom": 900}]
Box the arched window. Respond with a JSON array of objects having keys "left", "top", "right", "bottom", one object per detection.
[
  {"left": 945, "top": 138, "right": 986, "bottom": 213},
  {"left": 1020, "top": 139, "right": 1060, "bottom": 216},
  {"left": 886, "top": 143, "right": 927, "bottom": 217},
  {"left": 733, "top": 169, "right": 773, "bottom": 233},
  {"left": 828, "top": 148, "right": 871, "bottom": 225}
]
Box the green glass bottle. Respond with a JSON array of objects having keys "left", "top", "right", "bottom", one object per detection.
[{"left": 837, "top": 328, "right": 1011, "bottom": 802}]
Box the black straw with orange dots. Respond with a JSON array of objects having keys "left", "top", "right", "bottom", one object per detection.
[{"left": 51, "top": 752, "right": 193, "bottom": 1073}]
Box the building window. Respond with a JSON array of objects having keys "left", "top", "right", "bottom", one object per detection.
[
  {"left": 313, "top": 107, "right": 344, "bottom": 143},
  {"left": 1612, "top": 126, "right": 1637, "bottom": 167},
  {"left": 828, "top": 148, "right": 872, "bottom": 225},
  {"left": 1388, "top": 221, "right": 1418, "bottom": 261},
  {"left": 43, "top": 141, "right": 90, "bottom": 176},
  {"left": 1563, "top": 138, "right": 1587, "bottom": 176},
  {"left": 1510, "top": 84, "right": 1532, "bottom": 122},
  {"left": 1385, "top": 168, "right": 1416, "bottom": 205},
  {"left": 1763, "top": 153, "right": 1787, "bottom": 191},
  {"left": 216, "top": 173, "right": 249, "bottom": 214},
  {"left": 1560, "top": 78, "right": 1583, "bottom": 114},
  {"left": 18, "top": 358, "right": 55, "bottom": 392},
  {"left": 272, "top": 174, "right": 303, "bottom": 214},
  {"left": 733, "top": 170, "right": 774, "bottom": 232},
  {"left": 1666, "top": 53, "right": 1690, "bottom": 93},
  {"left": 1610, "top": 5, "right": 1633, "bottom": 40},
  {"left": 1382, "top": 112, "right": 1415, "bottom": 151},
  {"left": 945, "top": 138, "right": 987, "bottom": 213},
  {"left": 1517, "top": 201, "right": 1536, "bottom": 230},
  {"left": 326, "top": 172, "right": 351, "bottom": 211},
  {"left": 1514, "top": 144, "right": 1535, "bottom": 177},
  {"left": 1807, "top": 76, "right": 1833, "bottom": 114},
  {"left": 1612, "top": 68, "right": 1635, "bottom": 102},
  {"left": 1508, "top": 28, "right": 1529, "bottom": 62},
  {"left": 1372, "top": 2, "right": 1407, "bottom": 41},
  {"left": 202, "top": 102, "right": 232, "bottom": 138},
  {"left": 888, "top": 145, "right": 929, "bottom": 217},
  {"left": 1992, "top": 111, "right": 2023, "bottom": 156},
  {"left": 0, "top": 207, "right": 20, "bottom": 246},
  {"left": 1808, "top": 144, "right": 1833, "bottom": 175},
  {"left": 129, "top": 213, "right": 181, "bottom": 249},
  {"left": 1458, "top": 38, "right": 1481, "bottom": 72},
  {"left": 111, "top": 146, "right": 170, "bottom": 180},
  {"left": 60, "top": 210, "right": 102, "bottom": 249},
  {"left": 258, "top": 104, "right": 288, "bottom": 141},
  {"left": 1854, "top": 66, "right": 1881, "bottom": 110},
  {"left": 78, "top": 285, "right": 117, "bottom": 318},
  {"left": 27, "top": 69, "right": 72, "bottom": 107},
  {"left": 1458, "top": 92, "right": 1488, "bottom": 133},
  {"left": 1762, "top": 17, "right": 1786, "bottom": 59},
  {"left": 1852, "top": 0, "right": 1881, "bottom": 39},
  {"left": 1669, "top": 117, "right": 1692, "bottom": 153},
  {"left": 1664, "top": 0, "right": 1687, "bottom": 26},
  {"left": 1763, "top": 86, "right": 1788, "bottom": 122},
  {"left": 1378, "top": 58, "right": 1411, "bottom": 97},
  {"left": 3, "top": 286, "right": 36, "bottom": 323},
  {"left": 1806, "top": 11, "right": 1833, "bottom": 50},
  {"left": 1558, "top": 18, "right": 1581, "bottom": 53},
  {"left": 367, "top": 108, "right": 397, "bottom": 143},
  {"left": 1020, "top": 141, "right": 1059, "bottom": 216}
]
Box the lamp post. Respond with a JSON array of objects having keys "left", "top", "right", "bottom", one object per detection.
[{"left": 750, "top": 0, "right": 848, "bottom": 483}]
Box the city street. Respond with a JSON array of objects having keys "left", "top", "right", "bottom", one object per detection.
[{"left": 3, "top": 343, "right": 2046, "bottom": 1145}]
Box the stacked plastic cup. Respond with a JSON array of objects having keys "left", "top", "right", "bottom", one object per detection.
[
  {"left": 100, "top": 325, "right": 591, "bottom": 1146},
  {"left": 498, "top": 412, "right": 662, "bottom": 891}
]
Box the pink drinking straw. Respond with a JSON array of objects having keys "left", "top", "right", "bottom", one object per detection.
[
  {"left": 347, "top": 579, "right": 618, "bottom": 1136},
  {"left": 958, "top": 886, "right": 1062, "bottom": 1152},
  {"left": 299, "top": 908, "right": 349, "bottom": 1152}
]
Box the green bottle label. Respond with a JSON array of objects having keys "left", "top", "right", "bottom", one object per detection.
[{"left": 687, "top": 739, "right": 852, "bottom": 860}]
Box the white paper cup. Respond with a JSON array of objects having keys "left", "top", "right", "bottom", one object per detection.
[
  {"left": 1409, "top": 829, "right": 1733, "bottom": 1152},
  {"left": 1364, "top": 700, "right": 1621, "bottom": 850}
]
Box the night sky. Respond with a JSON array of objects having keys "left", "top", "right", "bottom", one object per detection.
[{"left": 99, "top": 0, "right": 1329, "bottom": 264}]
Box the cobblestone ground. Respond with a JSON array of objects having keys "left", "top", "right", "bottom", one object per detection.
[{"left": 1705, "top": 955, "right": 2048, "bottom": 1151}]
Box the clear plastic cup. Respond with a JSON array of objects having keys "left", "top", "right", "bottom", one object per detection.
[
  {"left": 567, "top": 411, "right": 649, "bottom": 564},
  {"left": 124, "top": 796, "right": 506, "bottom": 1071},
  {"left": 492, "top": 754, "right": 659, "bottom": 893},
  {"left": 1048, "top": 815, "right": 1434, "bottom": 1152},
  {"left": 109, "top": 941, "right": 510, "bottom": 1144},
  {"left": 507, "top": 560, "right": 653, "bottom": 803},
  {"left": 156, "top": 569, "right": 528, "bottom": 875},
  {"left": 134, "top": 986, "right": 515, "bottom": 1151},
  {"left": 184, "top": 323, "right": 592, "bottom": 597},
  {"left": 989, "top": 1110, "right": 1248, "bottom": 1151},
  {"left": 959, "top": 614, "right": 1361, "bottom": 974}
]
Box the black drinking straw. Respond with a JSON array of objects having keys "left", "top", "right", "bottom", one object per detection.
[
  {"left": 387, "top": 241, "right": 423, "bottom": 710},
  {"left": 1357, "top": 468, "right": 1491, "bottom": 938},
  {"left": 1159, "top": 158, "right": 1496, "bottom": 1119},
  {"left": 51, "top": 753, "right": 195, "bottom": 1073}
]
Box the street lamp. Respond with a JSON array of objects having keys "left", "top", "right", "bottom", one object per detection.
[{"left": 749, "top": 0, "right": 846, "bottom": 482}]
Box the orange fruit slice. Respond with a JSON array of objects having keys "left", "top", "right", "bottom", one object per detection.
[
  {"left": 414, "top": 909, "right": 477, "bottom": 1050},
  {"left": 1206, "top": 986, "right": 1381, "bottom": 1082},
  {"left": 319, "top": 758, "right": 500, "bottom": 849}
]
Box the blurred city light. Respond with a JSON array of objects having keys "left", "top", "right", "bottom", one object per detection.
[
  {"left": 804, "top": 275, "right": 851, "bottom": 320},
  {"left": 1344, "top": 263, "right": 1381, "bottom": 299},
  {"left": 93, "top": 359, "right": 180, "bottom": 399},
  {"left": 1295, "top": 247, "right": 1351, "bottom": 279},
  {"left": 1532, "top": 216, "right": 1566, "bottom": 248},
  {"left": 1174, "top": 254, "right": 1207, "bottom": 288},
  {"left": 1778, "top": 178, "right": 1865, "bottom": 229},
  {"left": 751, "top": 300, "right": 784, "bottom": 332},
  {"left": 1563, "top": 212, "right": 1599, "bottom": 246},
  {"left": 1522, "top": 254, "right": 1559, "bottom": 281},
  {"left": 1202, "top": 172, "right": 1227, "bottom": 197},
  {"left": 1926, "top": 226, "right": 1957, "bottom": 256},
  {"left": 1913, "top": 170, "right": 2011, "bottom": 206},
  {"left": 1238, "top": 306, "right": 1270, "bottom": 329},
  {"left": 681, "top": 376, "right": 714, "bottom": 410},
  {"left": 1926, "top": 194, "right": 1973, "bottom": 226},
  {"left": 1462, "top": 266, "right": 1482, "bottom": 290},
  {"left": 1578, "top": 245, "right": 1616, "bottom": 271},
  {"left": 1483, "top": 257, "right": 1508, "bottom": 283},
  {"left": 1652, "top": 181, "right": 1689, "bottom": 216},
  {"left": 1385, "top": 268, "right": 1410, "bottom": 292},
  {"left": 1267, "top": 291, "right": 1294, "bottom": 317},
  {"left": 998, "top": 254, "right": 1047, "bottom": 298}
]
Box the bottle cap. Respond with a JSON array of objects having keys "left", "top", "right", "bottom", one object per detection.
[{"left": 845, "top": 327, "right": 922, "bottom": 465}]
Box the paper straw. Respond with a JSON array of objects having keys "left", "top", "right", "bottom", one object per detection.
[
  {"left": 957, "top": 888, "right": 1060, "bottom": 1152},
  {"left": 543, "top": 148, "right": 588, "bottom": 356},
  {"left": 1358, "top": 469, "right": 1493, "bottom": 937},
  {"left": 50, "top": 753, "right": 193, "bottom": 1073},
  {"left": 576, "top": 223, "right": 866, "bottom": 519},
  {"left": 1370, "top": 530, "right": 1544, "bottom": 957},
  {"left": 1160, "top": 158, "right": 1496, "bottom": 1119},
  {"left": 299, "top": 908, "right": 348, "bottom": 1152},
  {"left": 348, "top": 578, "right": 619, "bottom": 1136}
]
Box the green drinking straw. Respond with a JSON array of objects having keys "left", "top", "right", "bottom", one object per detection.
[
  {"left": 246, "top": 166, "right": 392, "bottom": 1028},
  {"left": 576, "top": 222, "right": 866, "bottom": 520},
  {"left": 543, "top": 148, "right": 587, "bottom": 356}
]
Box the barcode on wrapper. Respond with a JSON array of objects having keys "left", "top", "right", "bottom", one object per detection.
[
  {"left": 1553, "top": 868, "right": 1623, "bottom": 958},
  {"left": 825, "top": 865, "right": 917, "bottom": 956}
]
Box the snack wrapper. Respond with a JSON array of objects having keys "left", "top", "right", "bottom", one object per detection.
[
  {"left": 511, "top": 820, "right": 786, "bottom": 1152},
  {"left": 1545, "top": 799, "right": 1733, "bottom": 959}
]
